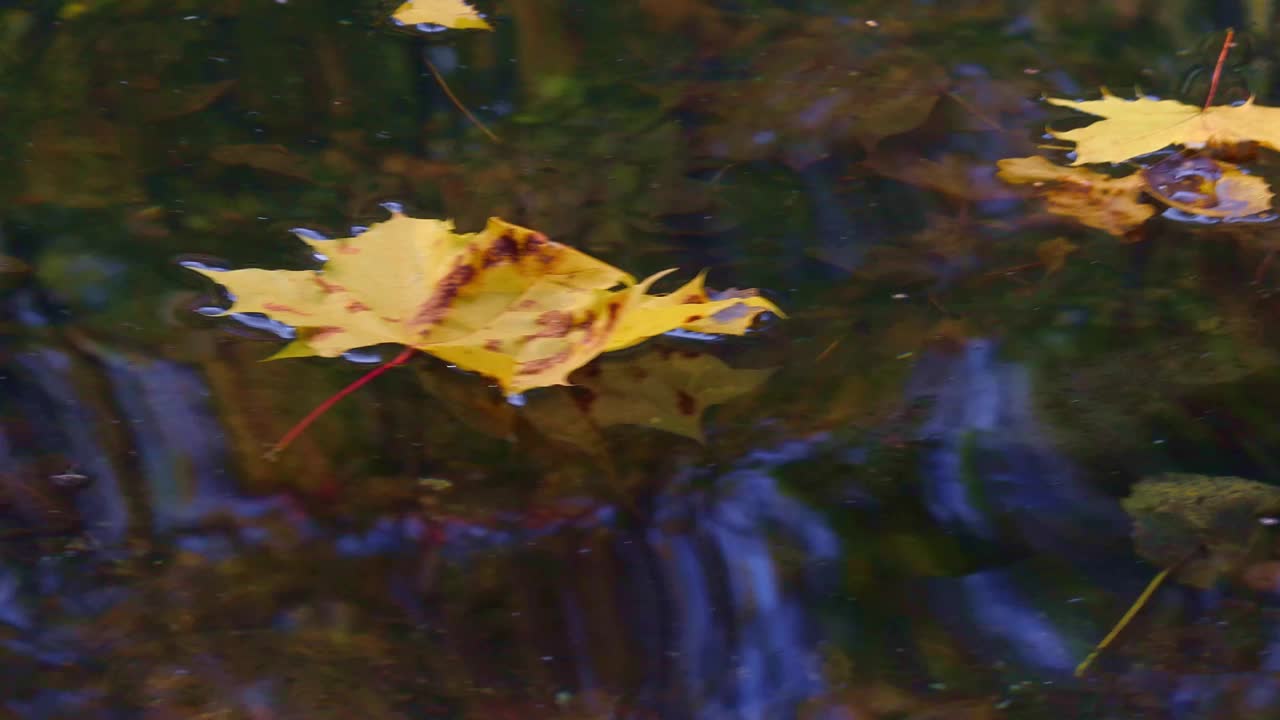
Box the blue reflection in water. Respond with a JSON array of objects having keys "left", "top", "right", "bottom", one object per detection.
[
  {"left": 911, "top": 338, "right": 1128, "bottom": 559},
  {"left": 12, "top": 349, "right": 131, "bottom": 544},
  {"left": 0, "top": 330, "right": 846, "bottom": 718}
]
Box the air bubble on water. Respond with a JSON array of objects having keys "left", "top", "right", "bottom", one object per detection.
[
  {"left": 290, "top": 227, "right": 329, "bottom": 241},
  {"left": 229, "top": 312, "right": 296, "bottom": 339},
  {"left": 350, "top": 225, "right": 369, "bottom": 235},
  {"left": 341, "top": 349, "right": 384, "bottom": 364},
  {"left": 1161, "top": 208, "right": 1220, "bottom": 225},
  {"left": 178, "top": 259, "right": 230, "bottom": 272},
  {"left": 663, "top": 328, "right": 721, "bottom": 342},
  {"left": 416, "top": 23, "right": 449, "bottom": 33},
  {"left": 1231, "top": 211, "right": 1278, "bottom": 224},
  {"left": 195, "top": 306, "right": 226, "bottom": 316},
  {"left": 427, "top": 47, "right": 458, "bottom": 72},
  {"left": 381, "top": 201, "right": 404, "bottom": 215},
  {"left": 506, "top": 393, "right": 527, "bottom": 407}
]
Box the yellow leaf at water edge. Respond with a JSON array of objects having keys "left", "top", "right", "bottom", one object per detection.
[
  {"left": 1048, "top": 91, "right": 1280, "bottom": 165},
  {"left": 997, "top": 156, "right": 1154, "bottom": 236},
  {"left": 188, "top": 212, "right": 782, "bottom": 394},
  {"left": 392, "top": 0, "right": 492, "bottom": 29}
]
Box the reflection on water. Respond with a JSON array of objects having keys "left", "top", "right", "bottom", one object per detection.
[
  {"left": 6, "top": 312, "right": 1259, "bottom": 718},
  {"left": 4, "top": 331, "right": 846, "bottom": 716},
  {"left": 9, "top": 0, "right": 1280, "bottom": 718}
]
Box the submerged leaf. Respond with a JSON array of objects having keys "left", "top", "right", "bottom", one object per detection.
[
  {"left": 517, "top": 349, "right": 773, "bottom": 460},
  {"left": 1048, "top": 91, "right": 1280, "bottom": 165},
  {"left": 189, "top": 212, "right": 782, "bottom": 394},
  {"left": 997, "top": 156, "right": 1154, "bottom": 236},
  {"left": 392, "top": 0, "right": 492, "bottom": 29},
  {"left": 568, "top": 350, "right": 774, "bottom": 441}
]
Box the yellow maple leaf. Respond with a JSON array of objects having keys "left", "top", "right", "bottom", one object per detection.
[
  {"left": 1047, "top": 90, "right": 1280, "bottom": 165},
  {"left": 392, "top": 0, "right": 492, "bottom": 29},
  {"left": 188, "top": 212, "right": 782, "bottom": 394},
  {"left": 997, "top": 156, "right": 1155, "bottom": 236}
]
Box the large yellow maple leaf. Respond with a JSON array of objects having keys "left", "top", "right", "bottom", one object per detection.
[
  {"left": 392, "top": 0, "right": 492, "bottom": 29},
  {"left": 188, "top": 212, "right": 782, "bottom": 394},
  {"left": 1048, "top": 91, "right": 1280, "bottom": 165}
]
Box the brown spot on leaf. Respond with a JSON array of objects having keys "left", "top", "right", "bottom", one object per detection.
[
  {"left": 681, "top": 293, "right": 705, "bottom": 303},
  {"left": 527, "top": 311, "right": 572, "bottom": 339},
  {"left": 413, "top": 263, "right": 476, "bottom": 327},
  {"left": 517, "top": 349, "right": 571, "bottom": 376},
  {"left": 484, "top": 339, "right": 502, "bottom": 352},
  {"left": 345, "top": 300, "right": 370, "bottom": 313},
  {"left": 264, "top": 302, "right": 311, "bottom": 315},
  {"left": 314, "top": 277, "right": 345, "bottom": 294},
  {"left": 584, "top": 301, "right": 624, "bottom": 344},
  {"left": 517, "top": 298, "right": 540, "bottom": 310},
  {"left": 483, "top": 233, "right": 519, "bottom": 267},
  {"left": 684, "top": 314, "right": 703, "bottom": 323},
  {"left": 308, "top": 326, "right": 345, "bottom": 343},
  {"left": 676, "top": 390, "right": 696, "bottom": 416},
  {"left": 527, "top": 233, "right": 555, "bottom": 265},
  {"left": 338, "top": 245, "right": 361, "bottom": 255}
]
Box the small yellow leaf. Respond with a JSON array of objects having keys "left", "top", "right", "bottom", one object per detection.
[
  {"left": 392, "top": 0, "right": 492, "bottom": 29},
  {"left": 1047, "top": 91, "right": 1280, "bottom": 165},
  {"left": 997, "top": 156, "right": 1155, "bottom": 236}
]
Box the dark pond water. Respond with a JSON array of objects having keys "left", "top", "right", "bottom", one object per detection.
[{"left": 7, "top": 1, "right": 1280, "bottom": 718}]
